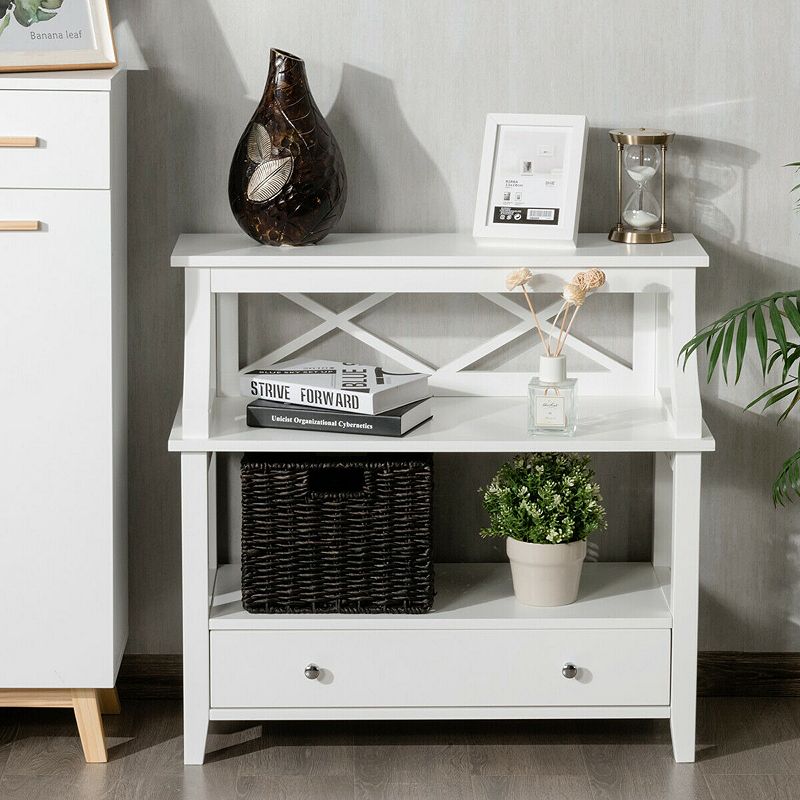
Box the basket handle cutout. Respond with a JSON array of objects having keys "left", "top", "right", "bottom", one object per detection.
[{"left": 307, "top": 465, "right": 367, "bottom": 498}]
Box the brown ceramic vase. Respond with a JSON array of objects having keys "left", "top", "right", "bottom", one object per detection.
[{"left": 228, "top": 49, "right": 347, "bottom": 246}]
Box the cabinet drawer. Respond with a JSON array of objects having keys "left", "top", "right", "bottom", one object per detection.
[
  {"left": 0, "top": 188, "right": 110, "bottom": 264},
  {"left": 211, "top": 628, "right": 670, "bottom": 708},
  {"left": 0, "top": 90, "right": 109, "bottom": 189}
]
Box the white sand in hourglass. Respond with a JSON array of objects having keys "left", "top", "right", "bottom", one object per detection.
[
  {"left": 623, "top": 208, "right": 660, "bottom": 228},
  {"left": 626, "top": 165, "right": 657, "bottom": 183}
]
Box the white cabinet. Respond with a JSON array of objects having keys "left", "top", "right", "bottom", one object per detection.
[
  {"left": 170, "top": 232, "right": 712, "bottom": 765},
  {"left": 0, "top": 68, "right": 126, "bottom": 764}
]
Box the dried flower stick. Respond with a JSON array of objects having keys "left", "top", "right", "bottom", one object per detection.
[
  {"left": 548, "top": 301, "right": 569, "bottom": 357},
  {"left": 556, "top": 304, "right": 571, "bottom": 353},
  {"left": 520, "top": 284, "right": 550, "bottom": 355},
  {"left": 555, "top": 302, "right": 575, "bottom": 355},
  {"left": 556, "top": 304, "right": 582, "bottom": 357}
]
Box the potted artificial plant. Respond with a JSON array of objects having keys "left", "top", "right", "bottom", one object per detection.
[{"left": 480, "top": 453, "right": 606, "bottom": 606}]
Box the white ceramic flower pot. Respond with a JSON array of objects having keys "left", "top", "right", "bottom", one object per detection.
[{"left": 506, "top": 537, "right": 587, "bottom": 607}]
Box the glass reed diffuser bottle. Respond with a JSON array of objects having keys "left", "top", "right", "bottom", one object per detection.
[
  {"left": 504, "top": 267, "right": 607, "bottom": 438},
  {"left": 528, "top": 355, "right": 576, "bottom": 435}
]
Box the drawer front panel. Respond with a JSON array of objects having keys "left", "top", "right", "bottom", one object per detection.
[
  {"left": 0, "top": 90, "right": 109, "bottom": 189},
  {"left": 211, "top": 629, "right": 670, "bottom": 708}
]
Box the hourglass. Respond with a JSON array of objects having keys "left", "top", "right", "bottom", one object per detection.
[{"left": 608, "top": 128, "right": 675, "bottom": 244}]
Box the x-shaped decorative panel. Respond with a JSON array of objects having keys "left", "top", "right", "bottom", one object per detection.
[{"left": 239, "top": 292, "right": 654, "bottom": 397}]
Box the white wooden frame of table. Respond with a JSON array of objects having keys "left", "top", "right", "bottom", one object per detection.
[{"left": 170, "top": 232, "right": 712, "bottom": 765}]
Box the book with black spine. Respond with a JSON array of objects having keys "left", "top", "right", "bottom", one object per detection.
[
  {"left": 240, "top": 359, "right": 430, "bottom": 415},
  {"left": 246, "top": 397, "right": 434, "bottom": 437}
]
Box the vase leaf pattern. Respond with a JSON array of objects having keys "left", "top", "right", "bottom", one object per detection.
[
  {"left": 246, "top": 123, "right": 272, "bottom": 164},
  {"left": 247, "top": 156, "right": 293, "bottom": 203},
  {"left": 228, "top": 49, "right": 347, "bottom": 246}
]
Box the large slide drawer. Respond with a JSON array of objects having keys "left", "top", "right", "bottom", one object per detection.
[{"left": 211, "top": 628, "right": 670, "bottom": 709}]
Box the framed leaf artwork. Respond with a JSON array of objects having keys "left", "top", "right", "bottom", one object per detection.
[{"left": 0, "top": 0, "right": 116, "bottom": 73}]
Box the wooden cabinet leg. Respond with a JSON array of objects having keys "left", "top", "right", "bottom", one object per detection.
[
  {"left": 97, "top": 687, "right": 121, "bottom": 715},
  {"left": 71, "top": 689, "right": 108, "bottom": 763}
]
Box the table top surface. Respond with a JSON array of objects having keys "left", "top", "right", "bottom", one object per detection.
[{"left": 171, "top": 232, "right": 709, "bottom": 269}]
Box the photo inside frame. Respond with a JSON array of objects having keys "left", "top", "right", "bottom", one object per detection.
[
  {"left": 0, "top": 1, "right": 98, "bottom": 53},
  {"left": 487, "top": 124, "right": 572, "bottom": 228}
]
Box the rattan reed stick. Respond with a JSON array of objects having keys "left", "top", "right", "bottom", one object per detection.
[{"left": 520, "top": 284, "right": 550, "bottom": 355}]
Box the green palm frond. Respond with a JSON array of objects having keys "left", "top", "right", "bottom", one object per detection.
[
  {"left": 678, "top": 291, "right": 800, "bottom": 385},
  {"left": 774, "top": 451, "right": 800, "bottom": 506},
  {"left": 680, "top": 292, "right": 800, "bottom": 506},
  {"left": 679, "top": 163, "right": 800, "bottom": 507}
]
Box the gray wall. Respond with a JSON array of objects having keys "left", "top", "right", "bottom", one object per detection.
[{"left": 111, "top": 0, "right": 800, "bottom": 654}]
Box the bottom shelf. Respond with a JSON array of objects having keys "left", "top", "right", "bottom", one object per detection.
[{"left": 210, "top": 561, "right": 672, "bottom": 630}]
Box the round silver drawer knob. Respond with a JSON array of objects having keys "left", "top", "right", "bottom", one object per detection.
[
  {"left": 562, "top": 663, "right": 578, "bottom": 679},
  {"left": 304, "top": 664, "right": 321, "bottom": 680}
]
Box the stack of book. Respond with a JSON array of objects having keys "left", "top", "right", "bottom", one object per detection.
[{"left": 241, "top": 359, "right": 433, "bottom": 437}]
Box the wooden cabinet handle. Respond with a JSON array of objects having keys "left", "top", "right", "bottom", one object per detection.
[
  {"left": 0, "top": 220, "right": 40, "bottom": 231},
  {"left": 0, "top": 137, "right": 38, "bottom": 148}
]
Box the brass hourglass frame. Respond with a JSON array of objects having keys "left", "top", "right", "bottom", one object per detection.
[{"left": 608, "top": 128, "right": 675, "bottom": 244}]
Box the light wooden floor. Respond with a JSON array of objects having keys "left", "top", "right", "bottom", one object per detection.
[{"left": 0, "top": 698, "right": 799, "bottom": 799}]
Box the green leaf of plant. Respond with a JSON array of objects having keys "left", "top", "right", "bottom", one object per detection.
[
  {"left": 784, "top": 297, "right": 800, "bottom": 336},
  {"left": 782, "top": 345, "right": 800, "bottom": 379},
  {"left": 0, "top": 10, "right": 9, "bottom": 36},
  {"left": 41, "top": 0, "right": 64, "bottom": 8},
  {"left": 745, "top": 378, "right": 796, "bottom": 410},
  {"left": 720, "top": 320, "right": 735, "bottom": 382},
  {"left": 753, "top": 305, "right": 769, "bottom": 377},
  {"left": 679, "top": 334, "right": 711, "bottom": 368},
  {"left": 770, "top": 300, "right": 788, "bottom": 358},
  {"left": 773, "top": 449, "right": 800, "bottom": 506},
  {"left": 768, "top": 348, "right": 784, "bottom": 373},
  {"left": 734, "top": 313, "right": 748, "bottom": 383},
  {"left": 762, "top": 384, "right": 799, "bottom": 410},
  {"left": 707, "top": 331, "right": 724, "bottom": 384},
  {"left": 778, "top": 390, "right": 800, "bottom": 423}
]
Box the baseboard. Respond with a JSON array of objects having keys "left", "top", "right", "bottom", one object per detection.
[
  {"left": 696, "top": 651, "right": 800, "bottom": 697},
  {"left": 117, "top": 652, "right": 800, "bottom": 700},
  {"left": 117, "top": 654, "right": 183, "bottom": 699}
]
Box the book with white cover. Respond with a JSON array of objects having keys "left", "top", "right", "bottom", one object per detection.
[{"left": 239, "top": 359, "right": 431, "bottom": 415}]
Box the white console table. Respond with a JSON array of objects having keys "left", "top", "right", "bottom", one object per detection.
[{"left": 169, "top": 232, "right": 713, "bottom": 765}]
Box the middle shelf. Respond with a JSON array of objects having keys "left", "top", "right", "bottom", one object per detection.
[
  {"left": 210, "top": 561, "right": 672, "bottom": 631},
  {"left": 169, "top": 395, "right": 715, "bottom": 453}
]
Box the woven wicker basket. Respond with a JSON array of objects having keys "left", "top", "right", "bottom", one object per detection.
[{"left": 240, "top": 454, "right": 434, "bottom": 614}]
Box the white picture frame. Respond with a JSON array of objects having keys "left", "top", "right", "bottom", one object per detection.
[
  {"left": 473, "top": 113, "right": 588, "bottom": 246},
  {"left": 0, "top": 0, "right": 116, "bottom": 73}
]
